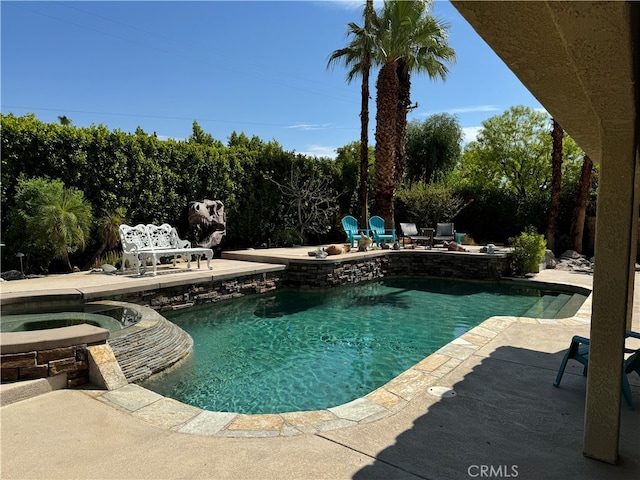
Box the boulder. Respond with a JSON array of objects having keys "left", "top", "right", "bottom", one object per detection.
[
  {"left": 545, "top": 249, "right": 557, "bottom": 269},
  {"left": 0, "top": 270, "right": 24, "bottom": 281}
]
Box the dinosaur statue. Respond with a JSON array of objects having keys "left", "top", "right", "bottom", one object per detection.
[{"left": 186, "top": 199, "right": 226, "bottom": 249}]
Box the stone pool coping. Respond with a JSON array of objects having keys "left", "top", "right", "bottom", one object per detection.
[
  {"left": 90, "top": 290, "right": 592, "bottom": 438},
  {"left": 0, "top": 323, "right": 110, "bottom": 355}
]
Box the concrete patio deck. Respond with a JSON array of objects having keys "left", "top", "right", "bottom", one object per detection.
[{"left": 1, "top": 251, "right": 639, "bottom": 479}]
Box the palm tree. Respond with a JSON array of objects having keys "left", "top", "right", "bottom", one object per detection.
[
  {"left": 27, "top": 185, "right": 93, "bottom": 271},
  {"left": 327, "top": 0, "right": 375, "bottom": 227},
  {"left": 83, "top": 207, "right": 128, "bottom": 269},
  {"left": 373, "top": 0, "right": 455, "bottom": 226},
  {"left": 393, "top": 5, "right": 455, "bottom": 184},
  {"left": 572, "top": 154, "right": 594, "bottom": 253}
]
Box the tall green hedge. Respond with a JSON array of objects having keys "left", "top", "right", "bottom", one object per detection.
[{"left": 1, "top": 114, "right": 359, "bottom": 272}]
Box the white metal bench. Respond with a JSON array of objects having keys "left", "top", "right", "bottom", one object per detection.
[{"left": 119, "top": 223, "right": 213, "bottom": 276}]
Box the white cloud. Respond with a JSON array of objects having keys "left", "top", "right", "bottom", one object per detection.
[
  {"left": 287, "top": 123, "right": 330, "bottom": 131},
  {"left": 416, "top": 105, "right": 502, "bottom": 118},
  {"left": 299, "top": 145, "right": 337, "bottom": 159},
  {"left": 157, "top": 135, "right": 185, "bottom": 142},
  {"left": 445, "top": 105, "right": 502, "bottom": 115},
  {"left": 462, "top": 126, "right": 481, "bottom": 143}
]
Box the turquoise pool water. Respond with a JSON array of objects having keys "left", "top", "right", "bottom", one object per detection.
[{"left": 141, "top": 278, "right": 582, "bottom": 414}]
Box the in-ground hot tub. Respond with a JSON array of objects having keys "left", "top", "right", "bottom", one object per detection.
[
  {"left": 0, "top": 302, "right": 145, "bottom": 387},
  {"left": 1, "top": 311, "right": 124, "bottom": 334},
  {"left": 0, "top": 303, "right": 142, "bottom": 333}
]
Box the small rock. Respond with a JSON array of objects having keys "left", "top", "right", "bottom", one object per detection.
[
  {"left": 1, "top": 270, "right": 25, "bottom": 281},
  {"left": 101, "top": 264, "right": 117, "bottom": 274}
]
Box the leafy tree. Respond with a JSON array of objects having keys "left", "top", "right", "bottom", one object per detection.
[
  {"left": 327, "top": 0, "right": 375, "bottom": 227},
  {"left": 7, "top": 178, "right": 92, "bottom": 272},
  {"left": 459, "top": 106, "right": 584, "bottom": 199},
  {"left": 267, "top": 165, "right": 340, "bottom": 245},
  {"left": 333, "top": 142, "right": 373, "bottom": 217},
  {"left": 395, "top": 182, "right": 464, "bottom": 229},
  {"left": 189, "top": 121, "right": 221, "bottom": 147},
  {"left": 58, "top": 115, "right": 73, "bottom": 126},
  {"left": 405, "top": 113, "right": 462, "bottom": 185}
]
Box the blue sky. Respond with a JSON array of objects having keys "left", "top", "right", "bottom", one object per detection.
[{"left": 2, "top": 1, "right": 542, "bottom": 159}]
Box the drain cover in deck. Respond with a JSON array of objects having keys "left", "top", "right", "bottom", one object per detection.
[{"left": 427, "top": 386, "right": 457, "bottom": 398}]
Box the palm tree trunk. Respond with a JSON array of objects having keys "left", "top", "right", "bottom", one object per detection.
[
  {"left": 395, "top": 60, "right": 411, "bottom": 186},
  {"left": 359, "top": 0, "right": 373, "bottom": 227},
  {"left": 374, "top": 62, "right": 399, "bottom": 227},
  {"left": 546, "top": 119, "right": 563, "bottom": 251},
  {"left": 572, "top": 154, "right": 593, "bottom": 253}
]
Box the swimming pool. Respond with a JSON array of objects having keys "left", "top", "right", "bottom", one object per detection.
[{"left": 141, "top": 277, "right": 586, "bottom": 414}]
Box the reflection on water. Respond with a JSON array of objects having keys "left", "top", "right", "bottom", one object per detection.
[{"left": 142, "top": 278, "right": 568, "bottom": 414}]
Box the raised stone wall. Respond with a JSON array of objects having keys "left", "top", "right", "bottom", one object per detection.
[
  {"left": 287, "top": 255, "right": 390, "bottom": 288},
  {"left": 0, "top": 324, "right": 110, "bottom": 388},
  {"left": 114, "top": 272, "right": 283, "bottom": 312},
  {"left": 2, "top": 345, "right": 92, "bottom": 387},
  {"left": 120, "top": 253, "right": 510, "bottom": 309},
  {"left": 384, "top": 251, "right": 511, "bottom": 281},
  {"left": 285, "top": 251, "right": 511, "bottom": 288}
]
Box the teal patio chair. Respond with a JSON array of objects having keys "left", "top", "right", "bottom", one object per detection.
[
  {"left": 341, "top": 215, "right": 368, "bottom": 248},
  {"left": 553, "top": 330, "right": 640, "bottom": 409},
  {"left": 368, "top": 216, "right": 396, "bottom": 246}
]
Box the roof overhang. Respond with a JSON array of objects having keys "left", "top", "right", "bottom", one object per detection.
[{"left": 451, "top": 1, "right": 639, "bottom": 166}]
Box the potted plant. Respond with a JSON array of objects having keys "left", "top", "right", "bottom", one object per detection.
[{"left": 508, "top": 226, "right": 547, "bottom": 275}]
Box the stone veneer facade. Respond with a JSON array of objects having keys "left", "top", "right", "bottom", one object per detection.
[
  {"left": 112, "top": 251, "right": 512, "bottom": 310},
  {"left": 0, "top": 324, "right": 110, "bottom": 388},
  {"left": 1, "top": 345, "right": 91, "bottom": 386},
  {"left": 286, "top": 250, "right": 512, "bottom": 289}
]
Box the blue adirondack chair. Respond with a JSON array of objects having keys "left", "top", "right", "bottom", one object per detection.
[
  {"left": 553, "top": 330, "right": 640, "bottom": 409},
  {"left": 341, "top": 215, "right": 368, "bottom": 247},
  {"left": 368, "top": 216, "right": 396, "bottom": 246}
]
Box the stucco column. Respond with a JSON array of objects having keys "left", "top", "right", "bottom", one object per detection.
[{"left": 584, "top": 134, "right": 639, "bottom": 463}]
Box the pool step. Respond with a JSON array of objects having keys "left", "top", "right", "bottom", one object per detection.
[
  {"left": 538, "top": 294, "right": 572, "bottom": 318},
  {"left": 555, "top": 293, "right": 588, "bottom": 318},
  {"left": 522, "top": 295, "right": 558, "bottom": 318}
]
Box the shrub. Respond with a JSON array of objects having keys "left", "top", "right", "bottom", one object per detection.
[
  {"left": 395, "top": 183, "right": 465, "bottom": 228},
  {"left": 509, "top": 226, "right": 547, "bottom": 275},
  {"left": 273, "top": 228, "right": 304, "bottom": 247},
  {"left": 90, "top": 250, "right": 123, "bottom": 270}
]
